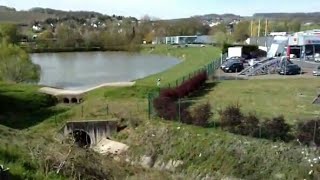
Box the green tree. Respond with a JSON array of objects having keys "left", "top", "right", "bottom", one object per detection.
[
  {"left": 233, "top": 21, "right": 250, "bottom": 42},
  {"left": 83, "top": 31, "right": 103, "bottom": 48},
  {"left": 214, "top": 31, "right": 227, "bottom": 45},
  {"left": 0, "top": 42, "right": 40, "bottom": 83},
  {"left": 56, "top": 25, "right": 83, "bottom": 47},
  {"left": 0, "top": 23, "right": 18, "bottom": 43},
  {"left": 209, "top": 23, "right": 227, "bottom": 35},
  {"left": 37, "top": 30, "right": 55, "bottom": 48},
  {"left": 269, "top": 21, "right": 288, "bottom": 32},
  {"left": 214, "top": 31, "right": 233, "bottom": 46},
  {"left": 288, "top": 20, "right": 301, "bottom": 32}
]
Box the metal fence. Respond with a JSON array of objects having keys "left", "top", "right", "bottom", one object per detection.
[{"left": 148, "top": 54, "right": 227, "bottom": 119}]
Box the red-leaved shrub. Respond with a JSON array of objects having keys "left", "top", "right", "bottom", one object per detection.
[
  {"left": 153, "top": 96, "right": 177, "bottom": 120},
  {"left": 153, "top": 71, "right": 208, "bottom": 122}
]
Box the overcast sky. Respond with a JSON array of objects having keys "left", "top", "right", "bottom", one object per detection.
[{"left": 1, "top": 0, "right": 320, "bottom": 19}]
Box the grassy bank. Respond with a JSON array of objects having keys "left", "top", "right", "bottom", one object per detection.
[
  {"left": 118, "top": 120, "right": 317, "bottom": 179},
  {"left": 138, "top": 45, "right": 221, "bottom": 86},
  {"left": 0, "top": 83, "right": 67, "bottom": 129},
  {"left": 202, "top": 78, "right": 320, "bottom": 123}
]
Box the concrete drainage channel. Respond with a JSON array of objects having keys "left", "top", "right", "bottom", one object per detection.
[{"left": 59, "top": 120, "right": 184, "bottom": 172}]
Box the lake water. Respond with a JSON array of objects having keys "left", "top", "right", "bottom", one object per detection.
[{"left": 31, "top": 52, "right": 180, "bottom": 90}]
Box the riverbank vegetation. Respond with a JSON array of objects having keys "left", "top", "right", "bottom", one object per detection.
[{"left": 0, "top": 42, "right": 40, "bottom": 83}]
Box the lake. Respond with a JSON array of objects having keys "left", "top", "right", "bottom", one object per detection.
[{"left": 31, "top": 52, "right": 180, "bottom": 90}]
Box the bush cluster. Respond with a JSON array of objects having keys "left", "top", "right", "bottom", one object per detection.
[
  {"left": 153, "top": 72, "right": 211, "bottom": 127},
  {"left": 219, "top": 104, "right": 320, "bottom": 145},
  {"left": 296, "top": 119, "right": 320, "bottom": 146},
  {"left": 159, "top": 71, "right": 208, "bottom": 100},
  {"left": 219, "top": 104, "right": 291, "bottom": 141}
]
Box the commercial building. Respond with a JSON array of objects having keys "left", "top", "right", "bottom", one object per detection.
[
  {"left": 153, "top": 35, "right": 215, "bottom": 45},
  {"left": 266, "top": 29, "right": 320, "bottom": 60}
]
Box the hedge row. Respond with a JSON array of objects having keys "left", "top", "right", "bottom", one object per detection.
[
  {"left": 219, "top": 104, "right": 320, "bottom": 146},
  {"left": 159, "top": 72, "right": 208, "bottom": 100},
  {"left": 153, "top": 71, "right": 211, "bottom": 127}
]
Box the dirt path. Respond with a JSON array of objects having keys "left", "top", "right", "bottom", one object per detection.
[{"left": 39, "top": 81, "right": 136, "bottom": 96}]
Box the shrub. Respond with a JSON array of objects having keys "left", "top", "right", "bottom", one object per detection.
[
  {"left": 219, "top": 104, "right": 243, "bottom": 132},
  {"left": 181, "top": 109, "right": 193, "bottom": 125},
  {"left": 154, "top": 71, "right": 208, "bottom": 122},
  {"left": 175, "top": 71, "right": 207, "bottom": 98},
  {"left": 296, "top": 119, "right": 320, "bottom": 146},
  {"left": 237, "top": 113, "right": 260, "bottom": 137},
  {"left": 153, "top": 96, "right": 177, "bottom": 120},
  {"left": 191, "top": 102, "right": 212, "bottom": 127},
  {"left": 159, "top": 88, "right": 178, "bottom": 100},
  {"left": 261, "top": 116, "right": 291, "bottom": 141}
]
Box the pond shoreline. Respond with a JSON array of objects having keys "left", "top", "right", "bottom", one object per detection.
[
  {"left": 31, "top": 51, "right": 180, "bottom": 90},
  {"left": 22, "top": 46, "right": 141, "bottom": 54}
]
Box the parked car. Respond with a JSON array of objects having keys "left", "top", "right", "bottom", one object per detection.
[
  {"left": 314, "top": 53, "right": 320, "bottom": 62},
  {"left": 278, "top": 64, "right": 301, "bottom": 75},
  {"left": 221, "top": 61, "right": 244, "bottom": 73},
  {"left": 226, "top": 56, "right": 246, "bottom": 63},
  {"left": 313, "top": 66, "right": 320, "bottom": 76},
  {"left": 220, "top": 59, "right": 239, "bottom": 69}
]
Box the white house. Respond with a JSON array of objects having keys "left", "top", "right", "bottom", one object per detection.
[{"left": 32, "top": 25, "right": 42, "bottom": 32}]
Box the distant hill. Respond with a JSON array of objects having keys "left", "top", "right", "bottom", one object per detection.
[
  {"left": 0, "top": 5, "right": 16, "bottom": 12},
  {"left": 29, "top": 7, "right": 103, "bottom": 18},
  {"left": 0, "top": 11, "right": 55, "bottom": 24},
  {"left": 195, "top": 13, "right": 242, "bottom": 21},
  {"left": 0, "top": 6, "right": 106, "bottom": 24},
  {"left": 253, "top": 12, "right": 320, "bottom": 22}
]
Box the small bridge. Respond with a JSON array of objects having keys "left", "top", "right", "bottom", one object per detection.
[
  {"left": 62, "top": 120, "right": 118, "bottom": 148},
  {"left": 39, "top": 82, "right": 135, "bottom": 104}
]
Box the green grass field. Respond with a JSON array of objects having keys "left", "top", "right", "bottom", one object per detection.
[{"left": 202, "top": 78, "right": 320, "bottom": 123}]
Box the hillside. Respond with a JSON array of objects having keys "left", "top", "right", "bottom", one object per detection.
[
  {"left": 253, "top": 12, "right": 320, "bottom": 22},
  {"left": 0, "top": 6, "right": 108, "bottom": 24},
  {"left": 0, "top": 11, "right": 54, "bottom": 24},
  {"left": 195, "top": 13, "right": 242, "bottom": 21}
]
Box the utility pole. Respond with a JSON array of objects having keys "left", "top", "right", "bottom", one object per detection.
[
  {"left": 250, "top": 20, "right": 253, "bottom": 37},
  {"left": 258, "top": 19, "right": 261, "bottom": 37},
  {"left": 265, "top": 19, "right": 268, "bottom": 47},
  {"left": 264, "top": 19, "right": 268, "bottom": 36}
]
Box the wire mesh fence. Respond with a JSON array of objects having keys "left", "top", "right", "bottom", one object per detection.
[{"left": 148, "top": 54, "right": 227, "bottom": 120}]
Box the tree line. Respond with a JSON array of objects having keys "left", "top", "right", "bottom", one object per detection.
[{"left": 210, "top": 19, "right": 306, "bottom": 45}]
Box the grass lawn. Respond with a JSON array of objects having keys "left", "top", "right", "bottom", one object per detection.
[
  {"left": 203, "top": 78, "right": 320, "bottom": 123},
  {"left": 138, "top": 45, "right": 221, "bottom": 87}
]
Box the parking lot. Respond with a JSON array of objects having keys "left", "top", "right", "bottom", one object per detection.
[{"left": 215, "top": 59, "right": 320, "bottom": 80}]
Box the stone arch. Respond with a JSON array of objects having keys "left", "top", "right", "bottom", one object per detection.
[
  {"left": 70, "top": 129, "right": 91, "bottom": 148},
  {"left": 63, "top": 98, "right": 70, "bottom": 104},
  {"left": 71, "top": 97, "right": 78, "bottom": 104}
]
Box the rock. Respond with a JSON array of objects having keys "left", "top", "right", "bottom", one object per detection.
[
  {"left": 92, "top": 138, "right": 129, "bottom": 155},
  {"left": 140, "top": 155, "right": 154, "bottom": 168},
  {"left": 165, "top": 160, "right": 183, "bottom": 171},
  {"left": 154, "top": 160, "right": 166, "bottom": 170}
]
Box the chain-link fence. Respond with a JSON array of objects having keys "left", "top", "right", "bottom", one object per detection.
[{"left": 148, "top": 54, "right": 227, "bottom": 120}]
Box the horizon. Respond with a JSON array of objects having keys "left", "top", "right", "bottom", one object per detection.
[{"left": 0, "top": 0, "right": 320, "bottom": 19}]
